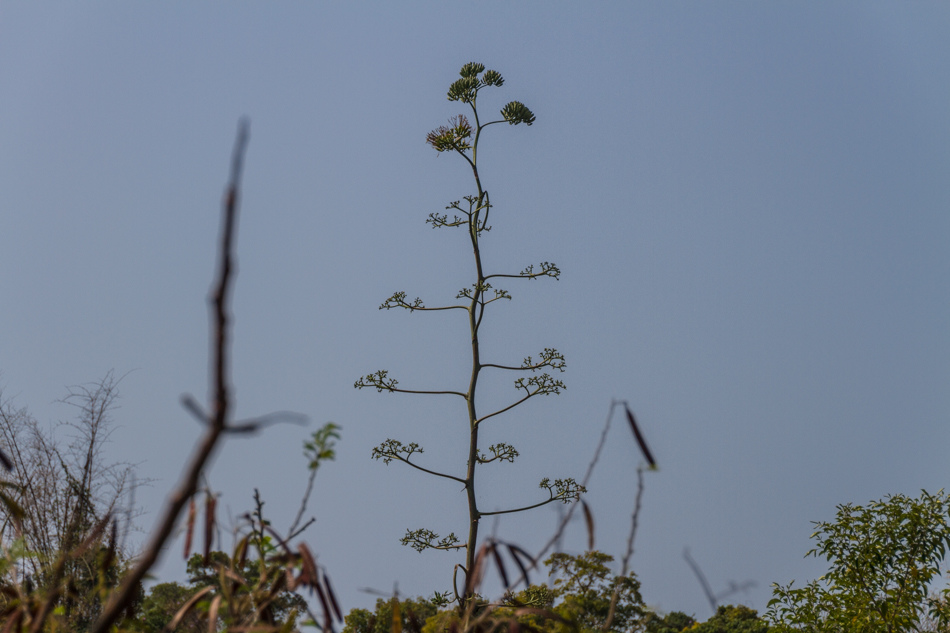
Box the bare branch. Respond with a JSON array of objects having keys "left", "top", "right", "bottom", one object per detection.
[{"left": 92, "top": 119, "right": 250, "bottom": 633}]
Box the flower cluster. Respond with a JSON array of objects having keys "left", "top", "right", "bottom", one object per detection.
[{"left": 425, "top": 114, "right": 472, "bottom": 153}]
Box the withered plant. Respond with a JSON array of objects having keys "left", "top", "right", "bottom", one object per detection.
[{"left": 0, "top": 373, "right": 142, "bottom": 630}]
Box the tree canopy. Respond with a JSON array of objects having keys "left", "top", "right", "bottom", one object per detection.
[{"left": 768, "top": 490, "right": 950, "bottom": 633}]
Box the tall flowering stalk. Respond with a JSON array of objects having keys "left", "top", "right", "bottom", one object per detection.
[{"left": 356, "top": 63, "right": 581, "bottom": 602}]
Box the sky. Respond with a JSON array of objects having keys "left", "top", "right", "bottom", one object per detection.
[{"left": 1, "top": 1, "right": 949, "bottom": 622}]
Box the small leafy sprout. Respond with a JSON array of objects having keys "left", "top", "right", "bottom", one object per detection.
[
  {"left": 304, "top": 422, "right": 340, "bottom": 470},
  {"left": 431, "top": 591, "right": 453, "bottom": 608}
]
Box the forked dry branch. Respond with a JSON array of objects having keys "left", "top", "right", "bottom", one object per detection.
[{"left": 93, "top": 120, "right": 337, "bottom": 632}]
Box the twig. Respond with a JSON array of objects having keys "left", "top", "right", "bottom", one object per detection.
[
  {"left": 683, "top": 548, "right": 718, "bottom": 614},
  {"left": 621, "top": 465, "right": 645, "bottom": 577},
  {"left": 287, "top": 466, "right": 318, "bottom": 541},
  {"left": 601, "top": 465, "right": 645, "bottom": 631},
  {"left": 92, "top": 119, "right": 250, "bottom": 632}
]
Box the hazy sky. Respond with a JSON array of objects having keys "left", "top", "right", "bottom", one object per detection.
[{"left": 1, "top": 2, "right": 949, "bottom": 622}]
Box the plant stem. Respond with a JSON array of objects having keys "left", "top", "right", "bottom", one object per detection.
[{"left": 463, "top": 101, "right": 487, "bottom": 598}]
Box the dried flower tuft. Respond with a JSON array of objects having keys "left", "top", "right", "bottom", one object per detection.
[{"left": 426, "top": 115, "right": 473, "bottom": 153}]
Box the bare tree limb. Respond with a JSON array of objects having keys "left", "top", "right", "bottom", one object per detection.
[{"left": 92, "top": 119, "right": 250, "bottom": 632}]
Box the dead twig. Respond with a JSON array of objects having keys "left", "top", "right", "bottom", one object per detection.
[{"left": 92, "top": 119, "right": 250, "bottom": 632}]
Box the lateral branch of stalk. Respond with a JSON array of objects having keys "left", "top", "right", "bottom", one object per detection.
[
  {"left": 481, "top": 479, "right": 585, "bottom": 517},
  {"left": 398, "top": 460, "right": 463, "bottom": 483},
  {"left": 354, "top": 370, "right": 466, "bottom": 398},
  {"left": 480, "top": 498, "right": 559, "bottom": 517},
  {"left": 379, "top": 291, "right": 468, "bottom": 312},
  {"left": 474, "top": 385, "right": 548, "bottom": 426},
  {"left": 373, "top": 439, "right": 465, "bottom": 484}
]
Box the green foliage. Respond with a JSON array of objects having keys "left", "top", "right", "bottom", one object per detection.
[
  {"left": 0, "top": 533, "right": 141, "bottom": 633},
  {"left": 643, "top": 610, "right": 696, "bottom": 633},
  {"left": 767, "top": 490, "right": 950, "bottom": 633},
  {"left": 338, "top": 551, "right": 647, "bottom": 633},
  {"left": 691, "top": 605, "right": 770, "bottom": 633},
  {"left": 304, "top": 422, "right": 341, "bottom": 469},
  {"left": 134, "top": 547, "right": 312, "bottom": 631},
  {"left": 0, "top": 375, "right": 144, "bottom": 632},
  {"left": 185, "top": 550, "right": 309, "bottom": 625},
  {"left": 344, "top": 596, "right": 441, "bottom": 633},
  {"left": 138, "top": 582, "right": 202, "bottom": 632},
  {"left": 544, "top": 551, "right": 645, "bottom": 633},
  {"left": 133, "top": 425, "right": 344, "bottom": 632},
  {"left": 643, "top": 605, "right": 770, "bottom": 633}
]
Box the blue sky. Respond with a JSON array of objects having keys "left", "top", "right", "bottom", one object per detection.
[{"left": 1, "top": 2, "right": 949, "bottom": 621}]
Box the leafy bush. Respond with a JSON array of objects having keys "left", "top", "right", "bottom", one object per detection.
[{"left": 768, "top": 490, "right": 950, "bottom": 633}]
